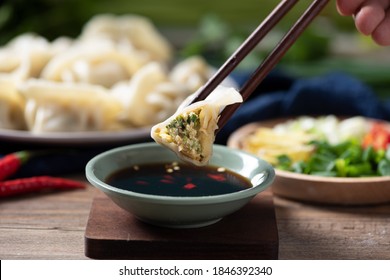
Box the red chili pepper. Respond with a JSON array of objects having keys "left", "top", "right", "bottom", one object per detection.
[
  {"left": 0, "top": 176, "right": 86, "bottom": 198},
  {"left": 0, "top": 151, "right": 31, "bottom": 181}
]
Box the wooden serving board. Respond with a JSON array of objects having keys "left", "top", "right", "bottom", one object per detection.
[{"left": 84, "top": 190, "right": 279, "bottom": 260}]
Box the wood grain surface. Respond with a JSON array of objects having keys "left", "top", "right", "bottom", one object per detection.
[
  {"left": 1, "top": 174, "right": 389, "bottom": 260},
  {"left": 85, "top": 190, "right": 278, "bottom": 260}
]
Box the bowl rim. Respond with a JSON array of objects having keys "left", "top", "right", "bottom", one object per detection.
[
  {"left": 85, "top": 142, "right": 275, "bottom": 205},
  {"left": 276, "top": 168, "right": 390, "bottom": 183}
]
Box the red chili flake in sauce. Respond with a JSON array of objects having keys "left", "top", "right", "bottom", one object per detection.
[
  {"left": 183, "top": 183, "right": 196, "bottom": 189},
  {"left": 160, "top": 179, "right": 173, "bottom": 184},
  {"left": 136, "top": 180, "right": 149, "bottom": 185},
  {"left": 207, "top": 173, "right": 226, "bottom": 182}
]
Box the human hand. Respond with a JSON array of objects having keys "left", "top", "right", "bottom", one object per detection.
[{"left": 336, "top": 0, "right": 390, "bottom": 46}]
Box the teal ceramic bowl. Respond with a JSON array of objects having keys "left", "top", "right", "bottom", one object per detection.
[{"left": 85, "top": 142, "right": 275, "bottom": 228}]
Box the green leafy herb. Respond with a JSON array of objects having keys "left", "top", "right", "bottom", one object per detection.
[{"left": 276, "top": 140, "right": 390, "bottom": 177}]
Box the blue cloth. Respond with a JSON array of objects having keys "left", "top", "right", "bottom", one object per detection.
[
  {"left": 216, "top": 71, "right": 390, "bottom": 144},
  {"left": 0, "top": 148, "right": 108, "bottom": 179},
  {"left": 2, "top": 71, "right": 389, "bottom": 178}
]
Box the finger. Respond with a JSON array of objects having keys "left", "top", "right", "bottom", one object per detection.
[
  {"left": 354, "top": 0, "right": 387, "bottom": 35},
  {"left": 336, "top": 0, "right": 365, "bottom": 15},
  {"left": 372, "top": 9, "right": 390, "bottom": 45}
]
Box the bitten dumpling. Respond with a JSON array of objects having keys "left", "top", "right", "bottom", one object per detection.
[{"left": 151, "top": 85, "right": 243, "bottom": 166}]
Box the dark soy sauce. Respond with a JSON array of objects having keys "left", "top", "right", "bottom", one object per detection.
[{"left": 106, "top": 162, "right": 252, "bottom": 197}]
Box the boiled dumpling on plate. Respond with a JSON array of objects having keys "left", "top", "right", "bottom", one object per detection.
[
  {"left": 0, "top": 33, "right": 65, "bottom": 81},
  {"left": 111, "top": 62, "right": 191, "bottom": 127},
  {"left": 19, "top": 79, "right": 124, "bottom": 133},
  {"left": 0, "top": 79, "right": 26, "bottom": 130},
  {"left": 80, "top": 14, "right": 173, "bottom": 62},
  {"left": 170, "top": 56, "right": 238, "bottom": 93},
  {"left": 169, "top": 56, "right": 214, "bottom": 93},
  {"left": 151, "top": 85, "right": 243, "bottom": 166},
  {"left": 40, "top": 39, "right": 147, "bottom": 88}
]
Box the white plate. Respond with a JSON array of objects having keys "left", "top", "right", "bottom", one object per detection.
[{"left": 0, "top": 127, "right": 151, "bottom": 146}]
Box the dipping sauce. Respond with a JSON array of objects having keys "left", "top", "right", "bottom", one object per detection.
[{"left": 105, "top": 162, "right": 252, "bottom": 197}]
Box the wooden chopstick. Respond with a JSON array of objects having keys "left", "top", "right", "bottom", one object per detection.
[
  {"left": 217, "top": 0, "right": 330, "bottom": 130},
  {"left": 189, "top": 0, "right": 299, "bottom": 105},
  {"left": 187, "top": 0, "right": 330, "bottom": 131}
]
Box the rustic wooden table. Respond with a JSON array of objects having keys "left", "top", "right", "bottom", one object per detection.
[{"left": 1, "top": 174, "right": 389, "bottom": 260}]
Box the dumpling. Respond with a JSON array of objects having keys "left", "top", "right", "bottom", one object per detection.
[
  {"left": 0, "top": 33, "right": 67, "bottom": 81},
  {"left": 169, "top": 56, "right": 238, "bottom": 93},
  {"left": 0, "top": 79, "right": 26, "bottom": 130},
  {"left": 151, "top": 85, "right": 243, "bottom": 166},
  {"left": 80, "top": 14, "right": 173, "bottom": 62},
  {"left": 169, "top": 56, "right": 214, "bottom": 93},
  {"left": 111, "top": 62, "right": 191, "bottom": 127},
  {"left": 19, "top": 79, "right": 124, "bottom": 133},
  {"left": 40, "top": 39, "right": 147, "bottom": 88}
]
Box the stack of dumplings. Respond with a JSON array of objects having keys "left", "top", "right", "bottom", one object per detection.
[{"left": 0, "top": 14, "right": 216, "bottom": 134}]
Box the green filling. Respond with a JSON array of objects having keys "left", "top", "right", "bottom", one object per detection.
[{"left": 166, "top": 111, "right": 202, "bottom": 156}]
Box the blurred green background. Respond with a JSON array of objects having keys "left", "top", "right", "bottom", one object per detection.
[
  {"left": 0, "top": 0, "right": 352, "bottom": 41},
  {"left": 1, "top": 0, "right": 390, "bottom": 97}
]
